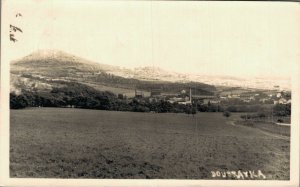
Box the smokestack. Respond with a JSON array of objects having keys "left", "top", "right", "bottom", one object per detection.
[{"left": 190, "top": 88, "right": 192, "bottom": 102}]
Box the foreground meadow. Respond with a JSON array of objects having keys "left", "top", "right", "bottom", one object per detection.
[{"left": 10, "top": 108, "right": 290, "bottom": 179}]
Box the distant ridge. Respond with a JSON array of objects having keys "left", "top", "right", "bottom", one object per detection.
[{"left": 10, "top": 49, "right": 291, "bottom": 91}]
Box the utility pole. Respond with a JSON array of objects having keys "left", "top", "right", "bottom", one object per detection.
[
  {"left": 193, "top": 86, "right": 199, "bottom": 177},
  {"left": 190, "top": 87, "right": 192, "bottom": 102},
  {"left": 271, "top": 106, "right": 274, "bottom": 123}
]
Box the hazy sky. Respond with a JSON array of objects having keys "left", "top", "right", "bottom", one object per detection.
[{"left": 3, "top": 0, "right": 300, "bottom": 78}]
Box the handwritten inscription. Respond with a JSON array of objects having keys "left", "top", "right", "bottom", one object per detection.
[{"left": 211, "top": 170, "right": 266, "bottom": 179}]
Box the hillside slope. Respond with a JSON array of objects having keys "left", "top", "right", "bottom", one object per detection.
[{"left": 10, "top": 50, "right": 216, "bottom": 97}]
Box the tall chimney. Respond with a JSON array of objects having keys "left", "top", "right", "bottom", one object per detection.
[{"left": 190, "top": 88, "right": 192, "bottom": 102}]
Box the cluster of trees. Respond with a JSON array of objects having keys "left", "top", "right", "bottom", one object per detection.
[
  {"left": 128, "top": 99, "right": 196, "bottom": 115},
  {"left": 240, "top": 103, "right": 291, "bottom": 123},
  {"left": 240, "top": 113, "right": 267, "bottom": 120},
  {"left": 10, "top": 94, "right": 28, "bottom": 109},
  {"left": 10, "top": 82, "right": 198, "bottom": 115},
  {"left": 197, "top": 103, "right": 223, "bottom": 112},
  {"left": 239, "top": 103, "right": 291, "bottom": 120},
  {"left": 225, "top": 104, "right": 264, "bottom": 112},
  {"left": 10, "top": 82, "right": 292, "bottom": 118},
  {"left": 273, "top": 103, "right": 291, "bottom": 116}
]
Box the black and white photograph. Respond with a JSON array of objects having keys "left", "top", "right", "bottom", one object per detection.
[{"left": 0, "top": 0, "right": 299, "bottom": 186}]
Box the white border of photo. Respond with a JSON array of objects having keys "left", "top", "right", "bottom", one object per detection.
[{"left": 0, "top": 1, "right": 299, "bottom": 187}]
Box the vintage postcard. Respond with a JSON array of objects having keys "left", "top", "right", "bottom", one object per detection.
[{"left": 0, "top": 0, "right": 299, "bottom": 187}]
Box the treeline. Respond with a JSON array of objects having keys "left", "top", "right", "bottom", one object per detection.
[
  {"left": 10, "top": 82, "right": 197, "bottom": 114},
  {"left": 11, "top": 82, "right": 119, "bottom": 110},
  {"left": 273, "top": 103, "right": 291, "bottom": 116},
  {"left": 239, "top": 104, "right": 291, "bottom": 123},
  {"left": 10, "top": 82, "right": 291, "bottom": 117}
]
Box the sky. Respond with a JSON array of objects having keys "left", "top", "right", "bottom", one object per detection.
[{"left": 3, "top": 0, "right": 300, "bottom": 78}]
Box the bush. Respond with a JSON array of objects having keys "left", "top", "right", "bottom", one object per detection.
[
  {"left": 258, "top": 112, "right": 266, "bottom": 118},
  {"left": 185, "top": 107, "right": 192, "bottom": 115},
  {"left": 191, "top": 107, "right": 197, "bottom": 116},
  {"left": 273, "top": 104, "right": 291, "bottom": 116},
  {"left": 277, "top": 119, "right": 284, "bottom": 123},
  {"left": 10, "top": 93, "right": 28, "bottom": 109},
  {"left": 223, "top": 111, "right": 231, "bottom": 117}
]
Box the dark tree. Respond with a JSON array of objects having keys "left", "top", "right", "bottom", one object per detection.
[
  {"left": 191, "top": 107, "right": 197, "bottom": 117},
  {"left": 10, "top": 93, "right": 28, "bottom": 109},
  {"left": 223, "top": 111, "right": 231, "bottom": 118}
]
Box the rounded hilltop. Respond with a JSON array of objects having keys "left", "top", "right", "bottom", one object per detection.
[
  {"left": 11, "top": 49, "right": 98, "bottom": 66},
  {"left": 10, "top": 49, "right": 117, "bottom": 73}
]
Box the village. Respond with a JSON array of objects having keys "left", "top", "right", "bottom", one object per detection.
[{"left": 130, "top": 85, "right": 291, "bottom": 107}]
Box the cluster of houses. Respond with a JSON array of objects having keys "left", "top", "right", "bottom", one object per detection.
[
  {"left": 215, "top": 90, "right": 291, "bottom": 105},
  {"left": 169, "top": 89, "right": 193, "bottom": 105},
  {"left": 132, "top": 88, "right": 193, "bottom": 105},
  {"left": 132, "top": 87, "right": 291, "bottom": 106}
]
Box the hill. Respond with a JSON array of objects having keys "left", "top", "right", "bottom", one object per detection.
[{"left": 10, "top": 49, "right": 216, "bottom": 97}]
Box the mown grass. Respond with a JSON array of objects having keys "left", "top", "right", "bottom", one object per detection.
[{"left": 10, "top": 108, "right": 290, "bottom": 179}]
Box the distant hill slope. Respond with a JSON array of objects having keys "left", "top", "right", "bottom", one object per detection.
[{"left": 10, "top": 50, "right": 216, "bottom": 97}]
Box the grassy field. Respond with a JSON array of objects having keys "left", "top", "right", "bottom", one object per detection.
[
  {"left": 236, "top": 121, "right": 290, "bottom": 137},
  {"left": 10, "top": 108, "right": 290, "bottom": 179}
]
